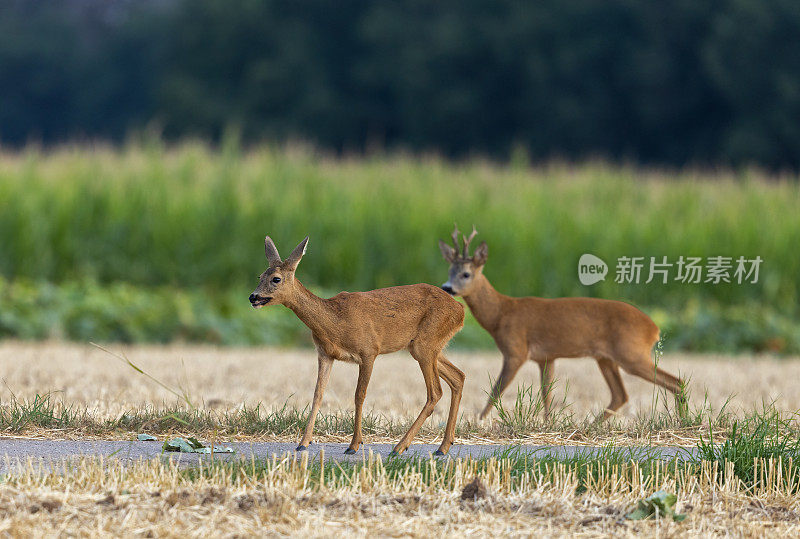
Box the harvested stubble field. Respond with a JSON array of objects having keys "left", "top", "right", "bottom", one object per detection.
[
  {"left": 1, "top": 451, "right": 799, "bottom": 536},
  {"left": 3, "top": 341, "right": 800, "bottom": 536},
  {"left": 1, "top": 341, "right": 799, "bottom": 445}
]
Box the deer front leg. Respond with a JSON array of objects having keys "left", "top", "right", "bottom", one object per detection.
[
  {"left": 345, "top": 357, "right": 375, "bottom": 454},
  {"left": 537, "top": 360, "right": 555, "bottom": 419},
  {"left": 479, "top": 343, "right": 527, "bottom": 419},
  {"left": 297, "top": 354, "right": 334, "bottom": 451}
]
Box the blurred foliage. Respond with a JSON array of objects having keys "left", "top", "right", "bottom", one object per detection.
[
  {"left": 0, "top": 276, "right": 309, "bottom": 347},
  {"left": 1, "top": 0, "right": 800, "bottom": 168},
  {"left": 1, "top": 277, "right": 798, "bottom": 353},
  {"left": 0, "top": 144, "right": 799, "bottom": 352},
  {"left": 0, "top": 144, "right": 797, "bottom": 312}
]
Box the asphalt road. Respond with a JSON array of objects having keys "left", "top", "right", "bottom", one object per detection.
[{"left": 0, "top": 438, "right": 698, "bottom": 474}]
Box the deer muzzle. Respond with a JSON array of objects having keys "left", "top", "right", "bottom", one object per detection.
[
  {"left": 249, "top": 293, "right": 272, "bottom": 308},
  {"left": 441, "top": 283, "right": 456, "bottom": 296}
]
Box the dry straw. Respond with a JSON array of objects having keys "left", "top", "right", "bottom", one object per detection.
[{"left": 1, "top": 454, "right": 799, "bottom": 536}]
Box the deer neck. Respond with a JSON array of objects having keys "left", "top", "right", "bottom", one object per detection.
[
  {"left": 283, "top": 280, "right": 338, "bottom": 339},
  {"left": 462, "top": 274, "right": 505, "bottom": 333}
]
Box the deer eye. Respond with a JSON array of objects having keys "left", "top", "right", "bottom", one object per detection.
[
  {"left": 271, "top": 276, "right": 282, "bottom": 283},
  {"left": 462, "top": 272, "right": 471, "bottom": 278}
]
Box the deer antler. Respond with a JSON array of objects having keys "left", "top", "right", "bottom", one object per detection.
[
  {"left": 451, "top": 224, "right": 461, "bottom": 254},
  {"left": 462, "top": 225, "right": 478, "bottom": 257}
]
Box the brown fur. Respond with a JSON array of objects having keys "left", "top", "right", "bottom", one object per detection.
[
  {"left": 439, "top": 227, "right": 685, "bottom": 420},
  {"left": 252, "top": 236, "right": 465, "bottom": 455}
]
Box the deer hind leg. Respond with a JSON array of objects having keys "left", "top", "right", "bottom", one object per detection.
[
  {"left": 596, "top": 357, "right": 628, "bottom": 420},
  {"left": 392, "top": 343, "right": 443, "bottom": 456},
  {"left": 345, "top": 356, "right": 376, "bottom": 454},
  {"left": 479, "top": 346, "right": 527, "bottom": 420},
  {"left": 537, "top": 360, "right": 555, "bottom": 419},
  {"left": 619, "top": 351, "right": 687, "bottom": 413},
  {"left": 297, "top": 354, "right": 334, "bottom": 451},
  {"left": 434, "top": 355, "right": 465, "bottom": 456}
]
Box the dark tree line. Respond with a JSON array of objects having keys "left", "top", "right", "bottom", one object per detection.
[{"left": 1, "top": 0, "right": 799, "bottom": 168}]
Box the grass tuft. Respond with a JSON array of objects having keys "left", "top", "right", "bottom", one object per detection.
[
  {"left": 0, "top": 391, "right": 84, "bottom": 432},
  {"left": 696, "top": 401, "right": 800, "bottom": 489}
]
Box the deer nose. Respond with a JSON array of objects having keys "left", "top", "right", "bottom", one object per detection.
[
  {"left": 249, "top": 293, "right": 258, "bottom": 303},
  {"left": 441, "top": 284, "right": 455, "bottom": 295}
]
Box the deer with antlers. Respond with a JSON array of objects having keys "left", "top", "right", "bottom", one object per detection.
[
  {"left": 439, "top": 226, "right": 685, "bottom": 420},
  {"left": 250, "top": 236, "right": 466, "bottom": 455}
]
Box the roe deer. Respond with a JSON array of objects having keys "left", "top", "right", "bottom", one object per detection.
[
  {"left": 438, "top": 226, "right": 685, "bottom": 420},
  {"left": 250, "top": 236, "right": 466, "bottom": 455}
]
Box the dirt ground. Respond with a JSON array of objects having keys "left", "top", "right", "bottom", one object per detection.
[{"left": 1, "top": 341, "right": 796, "bottom": 423}]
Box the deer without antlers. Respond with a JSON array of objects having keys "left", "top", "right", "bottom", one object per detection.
[
  {"left": 250, "top": 236, "right": 466, "bottom": 455},
  {"left": 439, "top": 226, "right": 686, "bottom": 420}
]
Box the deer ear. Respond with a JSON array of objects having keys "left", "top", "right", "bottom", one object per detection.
[
  {"left": 472, "top": 241, "right": 488, "bottom": 266},
  {"left": 439, "top": 239, "right": 458, "bottom": 262},
  {"left": 265, "top": 236, "right": 282, "bottom": 266},
  {"left": 284, "top": 236, "right": 309, "bottom": 270}
]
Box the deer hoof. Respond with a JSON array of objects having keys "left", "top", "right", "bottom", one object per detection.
[
  {"left": 433, "top": 449, "right": 446, "bottom": 456},
  {"left": 295, "top": 445, "right": 308, "bottom": 452},
  {"left": 344, "top": 448, "right": 357, "bottom": 455}
]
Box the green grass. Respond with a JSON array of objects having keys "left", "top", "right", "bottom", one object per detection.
[
  {"left": 0, "top": 392, "right": 423, "bottom": 439},
  {"left": 0, "top": 386, "right": 735, "bottom": 444},
  {"left": 1, "top": 142, "right": 799, "bottom": 351},
  {"left": 181, "top": 427, "right": 800, "bottom": 496},
  {"left": 0, "top": 392, "right": 388, "bottom": 438},
  {"left": 180, "top": 444, "right": 682, "bottom": 493},
  {"left": 0, "top": 392, "right": 86, "bottom": 432},
  {"left": 5, "top": 389, "right": 800, "bottom": 493},
  {"left": 169, "top": 398, "right": 800, "bottom": 496},
  {"left": 1, "top": 142, "right": 798, "bottom": 305},
  {"left": 697, "top": 402, "right": 800, "bottom": 487},
  {"left": 5, "top": 393, "right": 797, "bottom": 500}
]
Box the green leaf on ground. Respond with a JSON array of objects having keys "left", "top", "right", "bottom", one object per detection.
[
  {"left": 162, "top": 437, "right": 234, "bottom": 453},
  {"left": 193, "top": 446, "right": 235, "bottom": 454},
  {"left": 137, "top": 434, "right": 157, "bottom": 441},
  {"left": 626, "top": 490, "right": 687, "bottom": 522}
]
